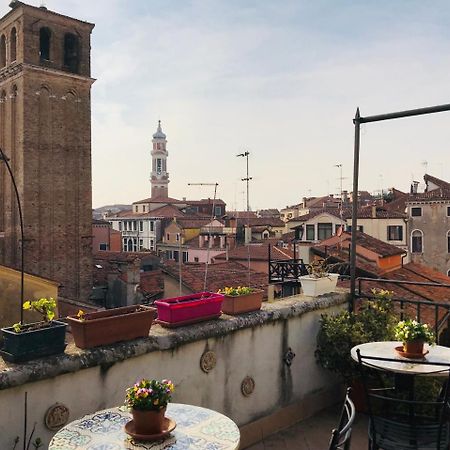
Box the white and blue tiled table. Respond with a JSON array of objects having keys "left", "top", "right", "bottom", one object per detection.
[{"left": 48, "top": 403, "right": 240, "bottom": 450}]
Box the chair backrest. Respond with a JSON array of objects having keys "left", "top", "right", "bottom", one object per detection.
[
  {"left": 356, "top": 348, "right": 450, "bottom": 449},
  {"left": 328, "top": 387, "right": 356, "bottom": 450}
]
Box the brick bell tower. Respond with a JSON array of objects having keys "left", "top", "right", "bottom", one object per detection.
[
  {"left": 0, "top": 1, "right": 95, "bottom": 302},
  {"left": 150, "top": 120, "right": 169, "bottom": 199}
]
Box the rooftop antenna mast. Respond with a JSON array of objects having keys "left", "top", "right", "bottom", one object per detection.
[
  {"left": 237, "top": 151, "right": 252, "bottom": 286},
  {"left": 188, "top": 182, "right": 219, "bottom": 292}
]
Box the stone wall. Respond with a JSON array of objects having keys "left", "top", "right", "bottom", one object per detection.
[{"left": 0, "top": 292, "right": 347, "bottom": 449}]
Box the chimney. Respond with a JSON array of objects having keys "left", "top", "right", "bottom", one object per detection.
[
  {"left": 371, "top": 205, "right": 377, "bottom": 218},
  {"left": 411, "top": 181, "right": 419, "bottom": 194}
]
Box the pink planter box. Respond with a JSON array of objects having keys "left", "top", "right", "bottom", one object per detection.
[{"left": 155, "top": 292, "right": 224, "bottom": 324}]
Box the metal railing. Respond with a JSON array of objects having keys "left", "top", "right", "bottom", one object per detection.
[
  {"left": 268, "top": 259, "right": 308, "bottom": 283},
  {"left": 355, "top": 277, "right": 450, "bottom": 345}
]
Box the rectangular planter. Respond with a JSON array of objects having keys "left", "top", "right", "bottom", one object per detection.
[
  {"left": 299, "top": 273, "right": 339, "bottom": 297},
  {"left": 67, "top": 305, "right": 156, "bottom": 349},
  {"left": 221, "top": 289, "right": 264, "bottom": 315},
  {"left": 155, "top": 292, "right": 224, "bottom": 325},
  {"left": 0, "top": 320, "right": 67, "bottom": 363}
]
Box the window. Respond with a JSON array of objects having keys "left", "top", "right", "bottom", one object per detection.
[
  {"left": 139, "top": 239, "right": 143, "bottom": 250},
  {"left": 150, "top": 239, "right": 154, "bottom": 250},
  {"left": 347, "top": 225, "right": 364, "bottom": 232},
  {"left": 448, "top": 269, "right": 450, "bottom": 278},
  {"left": 182, "top": 251, "right": 188, "bottom": 263},
  {"left": 447, "top": 231, "right": 450, "bottom": 253},
  {"left": 0, "top": 35, "right": 6, "bottom": 68},
  {"left": 156, "top": 159, "right": 162, "bottom": 174},
  {"left": 388, "top": 225, "right": 403, "bottom": 241},
  {"left": 99, "top": 243, "right": 108, "bottom": 251},
  {"left": 10, "top": 28, "right": 16, "bottom": 62},
  {"left": 143, "top": 205, "right": 146, "bottom": 212},
  {"left": 176, "top": 233, "right": 180, "bottom": 242},
  {"left": 318, "top": 223, "right": 333, "bottom": 241},
  {"left": 166, "top": 233, "right": 170, "bottom": 241},
  {"left": 194, "top": 257, "right": 199, "bottom": 263},
  {"left": 118, "top": 221, "right": 122, "bottom": 231},
  {"left": 306, "top": 224, "right": 315, "bottom": 240},
  {"left": 215, "top": 206, "right": 222, "bottom": 216},
  {"left": 133, "top": 221, "right": 137, "bottom": 231},
  {"left": 139, "top": 221, "right": 143, "bottom": 232},
  {"left": 39, "top": 27, "right": 51, "bottom": 61},
  {"left": 411, "top": 207, "right": 422, "bottom": 217},
  {"left": 135, "top": 206, "right": 138, "bottom": 212},
  {"left": 150, "top": 221, "right": 154, "bottom": 232},
  {"left": 167, "top": 250, "right": 173, "bottom": 259},
  {"left": 174, "top": 250, "right": 179, "bottom": 262},
  {"left": 447, "top": 206, "right": 450, "bottom": 217},
  {"left": 64, "top": 33, "right": 80, "bottom": 73},
  {"left": 411, "top": 229, "right": 423, "bottom": 253}
]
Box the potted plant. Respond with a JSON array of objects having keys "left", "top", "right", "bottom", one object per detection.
[
  {"left": 0, "top": 298, "right": 67, "bottom": 363},
  {"left": 299, "top": 258, "right": 339, "bottom": 296},
  {"left": 218, "top": 286, "right": 264, "bottom": 315},
  {"left": 125, "top": 378, "right": 175, "bottom": 435},
  {"left": 155, "top": 291, "right": 224, "bottom": 327},
  {"left": 394, "top": 319, "right": 435, "bottom": 356},
  {"left": 67, "top": 305, "right": 157, "bottom": 349}
]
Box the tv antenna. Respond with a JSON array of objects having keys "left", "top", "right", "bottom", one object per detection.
[{"left": 187, "top": 182, "right": 219, "bottom": 292}]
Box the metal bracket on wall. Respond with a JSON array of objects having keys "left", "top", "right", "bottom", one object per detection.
[{"left": 283, "top": 347, "right": 296, "bottom": 367}]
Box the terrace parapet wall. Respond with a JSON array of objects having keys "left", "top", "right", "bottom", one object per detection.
[{"left": 0, "top": 291, "right": 347, "bottom": 448}]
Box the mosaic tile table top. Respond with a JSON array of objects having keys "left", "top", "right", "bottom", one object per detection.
[{"left": 48, "top": 403, "right": 240, "bottom": 450}]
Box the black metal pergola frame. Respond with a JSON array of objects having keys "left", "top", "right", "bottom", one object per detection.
[{"left": 350, "top": 102, "right": 450, "bottom": 311}]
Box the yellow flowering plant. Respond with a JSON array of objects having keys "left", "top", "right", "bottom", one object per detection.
[
  {"left": 126, "top": 379, "right": 175, "bottom": 411},
  {"left": 218, "top": 286, "right": 254, "bottom": 296},
  {"left": 394, "top": 319, "right": 435, "bottom": 345}
]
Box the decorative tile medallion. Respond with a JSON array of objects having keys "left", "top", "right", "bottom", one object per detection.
[
  {"left": 45, "top": 403, "right": 70, "bottom": 431},
  {"left": 200, "top": 350, "right": 217, "bottom": 373},
  {"left": 241, "top": 376, "right": 255, "bottom": 397}
]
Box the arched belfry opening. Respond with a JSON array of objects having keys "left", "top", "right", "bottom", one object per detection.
[
  {"left": 40, "top": 27, "right": 51, "bottom": 61},
  {"left": 64, "top": 33, "right": 80, "bottom": 73},
  {"left": 10, "top": 28, "right": 17, "bottom": 62}
]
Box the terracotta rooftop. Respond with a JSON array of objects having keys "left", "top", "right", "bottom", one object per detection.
[
  {"left": 225, "top": 211, "right": 258, "bottom": 219},
  {"left": 110, "top": 204, "right": 186, "bottom": 219},
  {"left": 185, "top": 198, "right": 226, "bottom": 206},
  {"left": 133, "top": 196, "right": 184, "bottom": 205},
  {"left": 162, "top": 260, "right": 268, "bottom": 296}
]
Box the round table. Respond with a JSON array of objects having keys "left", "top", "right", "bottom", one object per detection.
[
  {"left": 351, "top": 341, "right": 450, "bottom": 375},
  {"left": 48, "top": 403, "right": 240, "bottom": 450}
]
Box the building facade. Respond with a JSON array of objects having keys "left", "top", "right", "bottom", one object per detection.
[
  {"left": 0, "top": 2, "right": 94, "bottom": 301},
  {"left": 407, "top": 175, "right": 450, "bottom": 276}
]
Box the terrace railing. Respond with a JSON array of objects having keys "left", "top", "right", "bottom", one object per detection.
[
  {"left": 354, "top": 277, "right": 450, "bottom": 345},
  {"left": 269, "top": 258, "right": 308, "bottom": 283}
]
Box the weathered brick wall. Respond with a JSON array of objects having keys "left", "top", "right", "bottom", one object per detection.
[{"left": 0, "top": 4, "right": 94, "bottom": 302}]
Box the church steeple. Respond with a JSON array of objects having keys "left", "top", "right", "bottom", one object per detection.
[{"left": 150, "top": 120, "right": 169, "bottom": 199}]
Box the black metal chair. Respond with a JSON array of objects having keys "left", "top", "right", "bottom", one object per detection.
[
  {"left": 356, "top": 349, "right": 450, "bottom": 450},
  {"left": 328, "top": 387, "right": 356, "bottom": 450}
]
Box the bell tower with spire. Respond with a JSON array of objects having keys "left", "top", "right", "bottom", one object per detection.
[{"left": 150, "top": 120, "right": 169, "bottom": 199}]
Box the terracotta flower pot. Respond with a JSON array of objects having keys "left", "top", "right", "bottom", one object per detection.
[
  {"left": 403, "top": 340, "right": 424, "bottom": 355},
  {"left": 221, "top": 289, "right": 264, "bottom": 315},
  {"left": 67, "top": 305, "right": 156, "bottom": 349},
  {"left": 132, "top": 407, "right": 166, "bottom": 435}
]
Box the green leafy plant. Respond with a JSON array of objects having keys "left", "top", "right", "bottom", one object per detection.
[
  {"left": 306, "top": 258, "right": 331, "bottom": 278},
  {"left": 12, "top": 298, "right": 57, "bottom": 333},
  {"left": 126, "top": 379, "right": 175, "bottom": 411},
  {"left": 394, "top": 319, "right": 435, "bottom": 344},
  {"left": 315, "top": 289, "right": 398, "bottom": 382},
  {"left": 218, "top": 286, "right": 254, "bottom": 296}
]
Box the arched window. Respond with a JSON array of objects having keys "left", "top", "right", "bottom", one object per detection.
[
  {"left": 411, "top": 229, "right": 423, "bottom": 253},
  {"left": 40, "top": 27, "right": 51, "bottom": 61},
  {"left": 447, "top": 269, "right": 450, "bottom": 277},
  {"left": 447, "top": 230, "right": 450, "bottom": 253},
  {"left": 64, "top": 33, "right": 80, "bottom": 73},
  {"left": 10, "top": 28, "right": 17, "bottom": 62},
  {"left": 0, "top": 35, "right": 6, "bottom": 68}
]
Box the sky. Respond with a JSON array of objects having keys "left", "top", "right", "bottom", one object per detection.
[{"left": 5, "top": 1, "right": 450, "bottom": 210}]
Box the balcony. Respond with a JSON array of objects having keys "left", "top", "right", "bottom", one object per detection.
[{"left": 121, "top": 230, "right": 139, "bottom": 237}]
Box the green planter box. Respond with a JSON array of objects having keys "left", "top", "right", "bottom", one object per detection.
[{"left": 0, "top": 320, "right": 67, "bottom": 363}]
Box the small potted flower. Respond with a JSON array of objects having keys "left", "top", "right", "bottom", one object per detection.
[
  {"left": 394, "top": 319, "right": 435, "bottom": 356},
  {"left": 299, "top": 258, "right": 339, "bottom": 297},
  {"left": 218, "top": 286, "right": 264, "bottom": 315},
  {"left": 0, "top": 298, "right": 67, "bottom": 363},
  {"left": 125, "top": 378, "right": 175, "bottom": 435}
]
